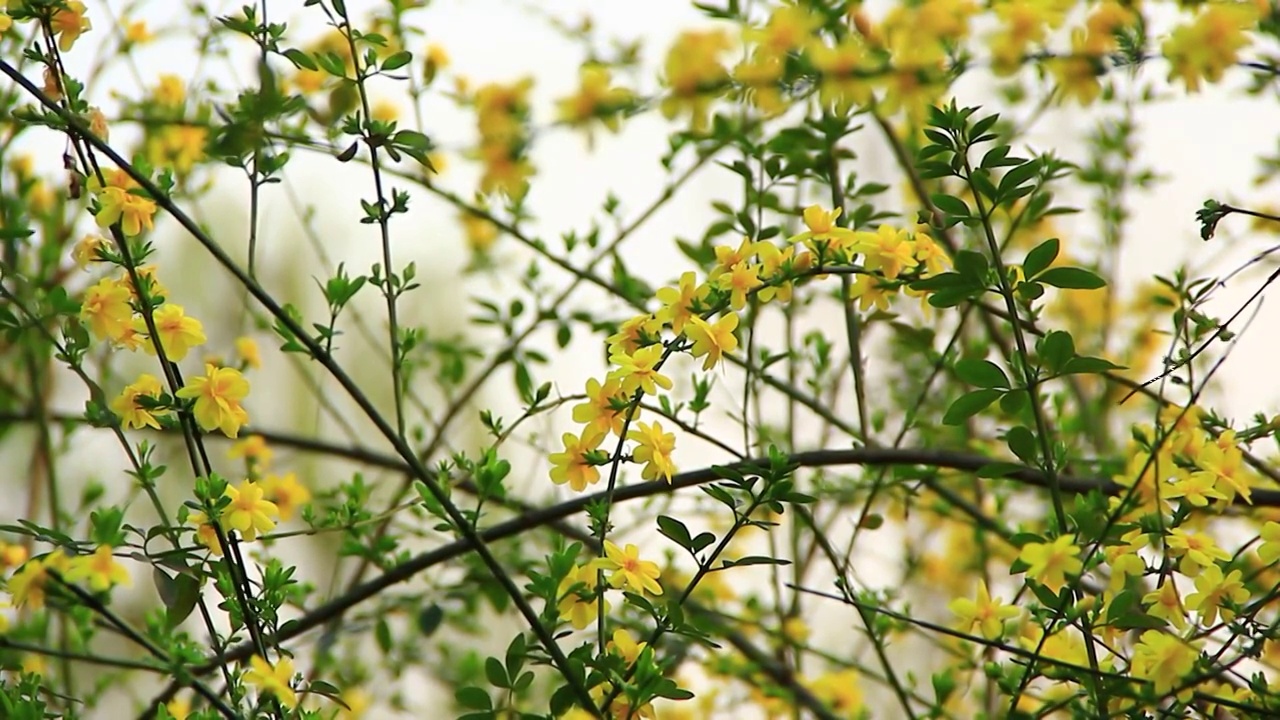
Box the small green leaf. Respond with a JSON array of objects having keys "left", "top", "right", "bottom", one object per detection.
[
  {"left": 1060, "top": 356, "right": 1124, "bottom": 375},
  {"left": 954, "top": 358, "right": 1009, "bottom": 389},
  {"left": 417, "top": 603, "right": 444, "bottom": 636},
  {"left": 1038, "top": 267, "right": 1105, "bottom": 289},
  {"left": 1005, "top": 425, "right": 1038, "bottom": 466},
  {"left": 1039, "top": 331, "right": 1075, "bottom": 375},
  {"left": 930, "top": 193, "right": 970, "bottom": 220},
  {"left": 455, "top": 687, "right": 492, "bottom": 710},
  {"left": 1023, "top": 238, "right": 1060, "bottom": 279},
  {"left": 485, "top": 656, "right": 509, "bottom": 689},
  {"left": 381, "top": 50, "right": 413, "bottom": 71},
  {"left": 282, "top": 48, "right": 318, "bottom": 71},
  {"left": 943, "top": 389, "right": 1003, "bottom": 425},
  {"left": 657, "top": 515, "right": 693, "bottom": 551},
  {"left": 721, "top": 555, "right": 791, "bottom": 568}
]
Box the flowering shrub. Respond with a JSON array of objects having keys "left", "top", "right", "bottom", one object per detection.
[{"left": 3, "top": 0, "right": 1280, "bottom": 718}]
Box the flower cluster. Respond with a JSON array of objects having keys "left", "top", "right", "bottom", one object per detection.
[
  {"left": 468, "top": 78, "right": 535, "bottom": 199},
  {"left": 551, "top": 206, "right": 945, "bottom": 494}
]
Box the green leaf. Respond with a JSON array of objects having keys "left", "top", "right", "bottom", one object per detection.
[
  {"left": 282, "top": 48, "right": 318, "bottom": 71},
  {"left": 998, "top": 158, "right": 1042, "bottom": 199},
  {"left": 417, "top": 603, "right": 444, "bottom": 636},
  {"left": 721, "top": 555, "right": 791, "bottom": 568},
  {"left": 954, "top": 358, "right": 1009, "bottom": 389},
  {"left": 1023, "top": 238, "right": 1060, "bottom": 279},
  {"left": 1105, "top": 589, "right": 1137, "bottom": 624},
  {"left": 485, "top": 656, "right": 509, "bottom": 689},
  {"left": 381, "top": 50, "right": 413, "bottom": 71},
  {"left": 930, "top": 193, "right": 970, "bottom": 219},
  {"left": 690, "top": 532, "right": 716, "bottom": 553},
  {"left": 153, "top": 569, "right": 200, "bottom": 629},
  {"left": 1005, "top": 425, "right": 1038, "bottom": 466},
  {"left": 1060, "top": 356, "right": 1124, "bottom": 375},
  {"left": 656, "top": 515, "right": 693, "bottom": 551},
  {"left": 999, "top": 388, "right": 1028, "bottom": 415},
  {"left": 1037, "top": 267, "right": 1105, "bottom": 289},
  {"left": 943, "top": 389, "right": 1002, "bottom": 425},
  {"left": 455, "top": 687, "right": 492, "bottom": 710},
  {"left": 1039, "top": 331, "right": 1075, "bottom": 375}
]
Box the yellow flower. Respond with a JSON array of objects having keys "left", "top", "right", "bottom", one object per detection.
[
  {"left": 1165, "top": 528, "right": 1230, "bottom": 577},
  {"left": 716, "top": 261, "right": 762, "bottom": 310},
  {"left": 136, "top": 304, "right": 206, "bottom": 361},
  {"left": 556, "top": 64, "right": 633, "bottom": 136},
  {"left": 600, "top": 541, "right": 663, "bottom": 596},
  {"left": 7, "top": 551, "right": 69, "bottom": 609},
  {"left": 229, "top": 434, "right": 273, "bottom": 469},
  {"left": 95, "top": 185, "right": 157, "bottom": 237},
  {"left": 1130, "top": 630, "right": 1200, "bottom": 697},
  {"left": 164, "top": 697, "right": 190, "bottom": 720},
  {"left": 1162, "top": 3, "right": 1258, "bottom": 93},
  {"left": 244, "top": 655, "right": 297, "bottom": 708},
  {"left": 659, "top": 29, "right": 734, "bottom": 131},
  {"left": 949, "top": 580, "right": 1020, "bottom": 640},
  {"left": 124, "top": 20, "right": 153, "bottom": 44},
  {"left": 0, "top": 542, "right": 28, "bottom": 571},
  {"left": 80, "top": 277, "right": 134, "bottom": 343},
  {"left": 748, "top": 4, "right": 820, "bottom": 58},
  {"left": 423, "top": 43, "right": 449, "bottom": 83},
  {"left": 809, "top": 38, "right": 873, "bottom": 115},
  {"left": 792, "top": 205, "right": 858, "bottom": 257},
  {"left": 1083, "top": 1, "right": 1136, "bottom": 55},
  {"left": 733, "top": 51, "right": 786, "bottom": 116},
  {"left": 63, "top": 545, "right": 130, "bottom": 592},
  {"left": 1049, "top": 29, "right": 1103, "bottom": 106},
  {"left": 1257, "top": 521, "right": 1280, "bottom": 565},
  {"left": 260, "top": 472, "right": 311, "bottom": 521},
  {"left": 0, "top": 14, "right": 11, "bottom": 33},
  {"left": 1143, "top": 579, "right": 1187, "bottom": 630},
  {"left": 848, "top": 274, "right": 894, "bottom": 313},
  {"left": 628, "top": 421, "right": 677, "bottom": 483},
  {"left": 176, "top": 364, "right": 250, "bottom": 438},
  {"left": 110, "top": 373, "right": 167, "bottom": 430},
  {"left": 120, "top": 264, "right": 167, "bottom": 304},
  {"left": 857, "top": 224, "right": 919, "bottom": 280},
  {"left": 148, "top": 125, "right": 208, "bottom": 174},
  {"left": 187, "top": 511, "right": 223, "bottom": 556},
  {"left": 154, "top": 75, "right": 186, "bottom": 107},
  {"left": 72, "top": 234, "right": 107, "bottom": 267},
  {"left": 808, "top": 669, "right": 863, "bottom": 715},
  {"left": 549, "top": 428, "right": 606, "bottom": 492},
  {"left": 607, "top": 629, "right": 648, "bottom": 666},
  {"left": 87, "top": 106, "right": 108, "bottom": 141},
  {"left": 606, "top": 314, "right": 662, "bottom": 357},
  {"left": 1184, "top": 564, "right": 1248, "bottom": 626},
  {"left": 571, "top": 377, "right": 633, "bottom": 437},
  {"left": 235, "top": 336, "right": 261, "bottom": 369},
  {"left": 1190, "top": 429, "right": 1251, "bottom": 503},
  {"left": 609, "top": 345, "right": 673, "bottom": 397},
  {"left": 222, "top": 480, "right": 279, "bottom": 542},
  {"left": 557, "top": 563, "right": 608, "bottom": 629},
  {"left": 460, "top": 208, "right": 499, "bottom": 254},
  {"left": 1017, "top": 534, "right": 1082, "bottom": 592},
  {"left": 50, "top": 1, "right": 91, "bottom": 51},
  {"left": 1164, "top": 471, "right": 1227, "bottom": 507},
  {"left": 754, "top": 241, "right": 797, "bottom": 303},
  {"left": 913, "top": 230, "right": 951, "bottom": 276},
  {"left": 655, "top": 271, "right": 708, "bottom": 334},
  {"left": 339, "top": 686, "right": 371, "bottom": 719},
  {"left": 684, "top": 313, "right": 739, "bottom": 370}
]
